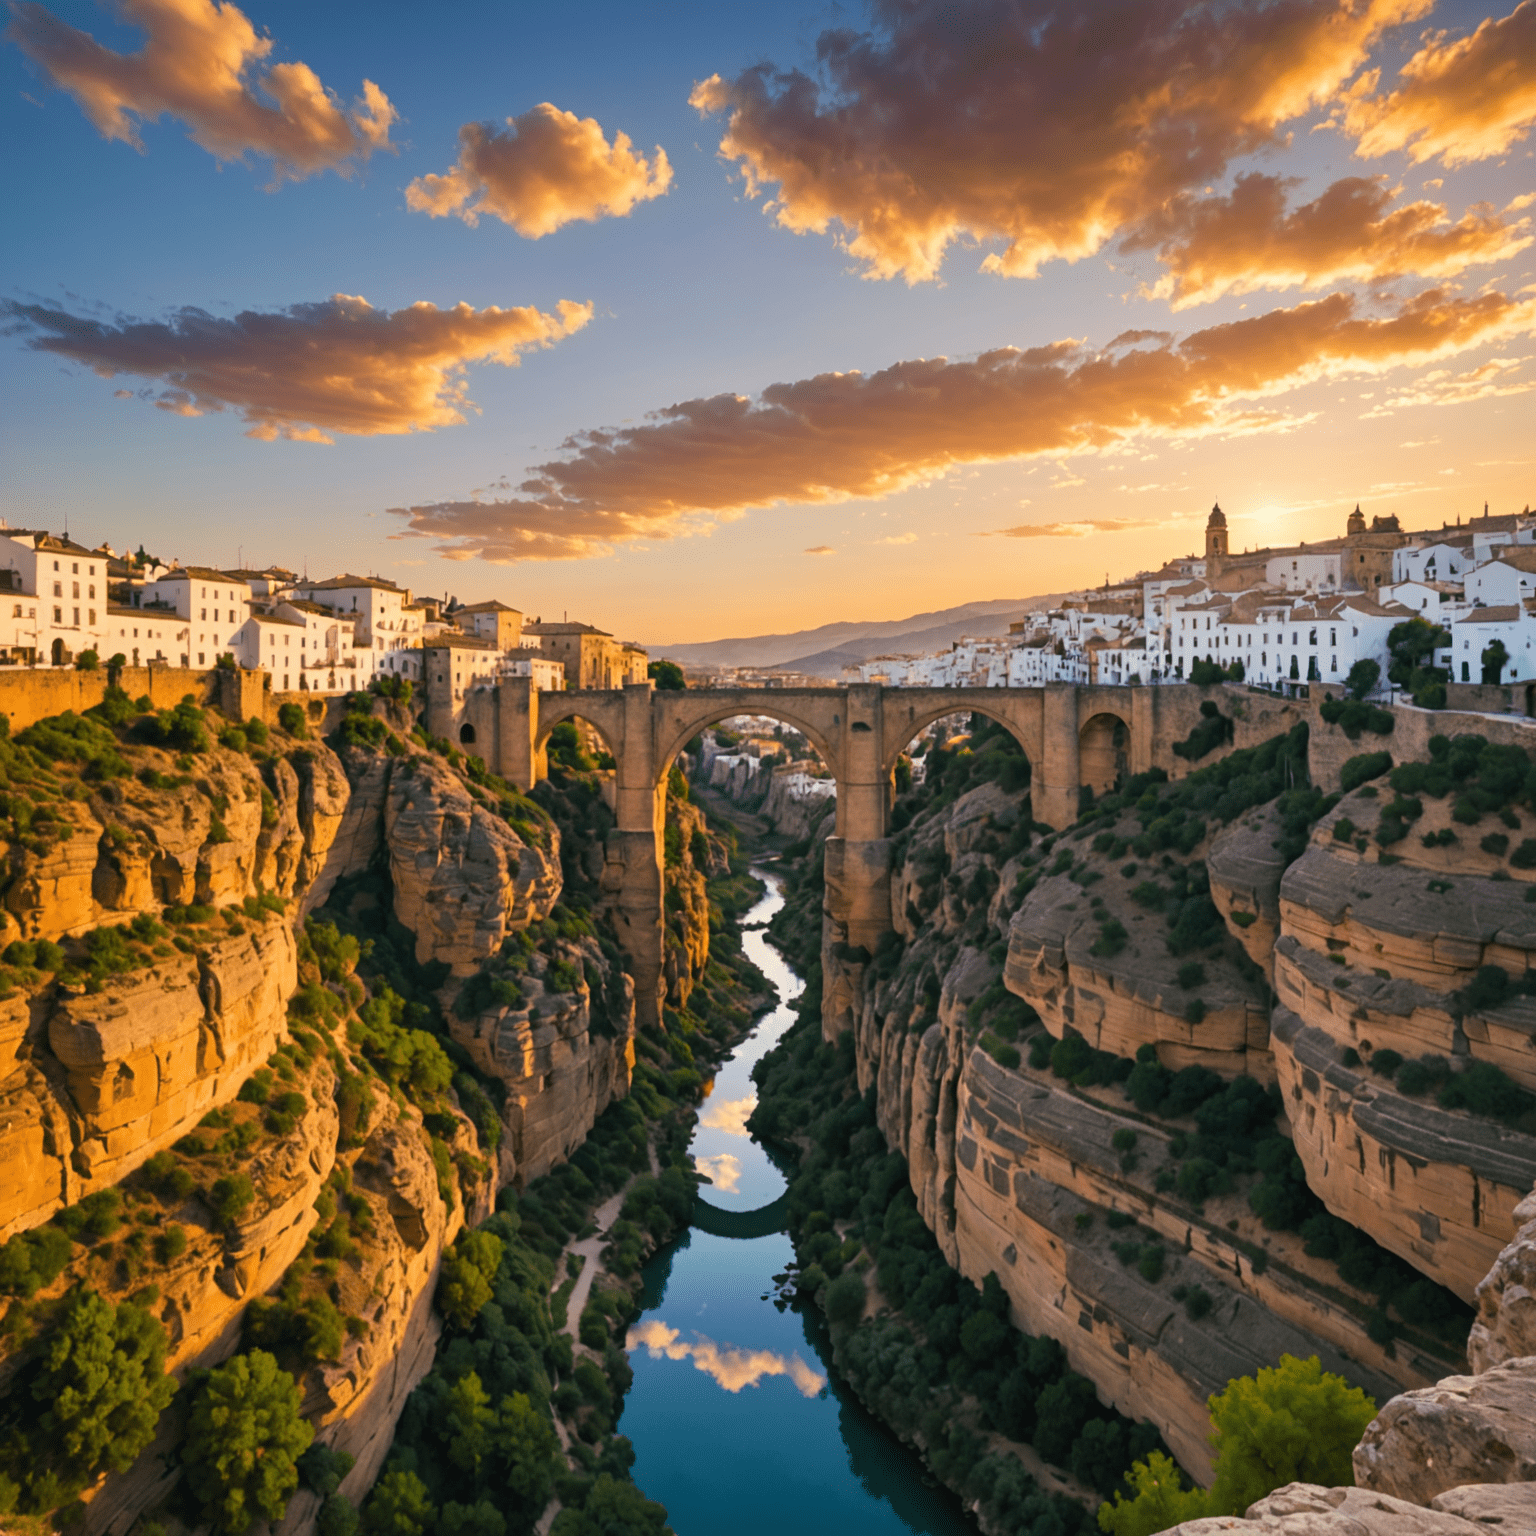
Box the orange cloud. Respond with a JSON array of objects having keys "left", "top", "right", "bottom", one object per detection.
[
  {"left": 983, "top": 518, "right": 1170, "bottom": 539},
  {"left": 388, "top": 286, "right": 1536, "bottom": 562},
  {"left": 690, "top": 0, "right": 1429, "bottom": 283},
  {"left": 627, "top": 1320, "right": 825, "bottom": 1397},
  {"left": 803, "top": 545, "right": 836, "bottom": 555},
  {"left": 405, "top": 102, "right": 672, "bottom": 237},
  {"left": 7, "top": 0, "right": 396, "bottom": 183},
  {"left": 1345, "top": 0, "right": 1536, "bottom": 166},
  {"left": 1132, "top": 173, "right": 1531, "bottom": 307},
  {"left": 7, "top": 293, "right": 591, "bottom": 441}
]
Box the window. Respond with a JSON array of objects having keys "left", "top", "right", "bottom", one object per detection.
[
  {"left": 72, "top": 562, "right": 78, "bottom": 574},
  {"left": 1329, "top": 629, "right": 1336, "bottom": 645},
  {"left": 52, "top": 582, "right": 61, "bottom": 597},
  {"left": 88, "top": 609, "right": 95, "bottom": 624},
  {"left": 200, "top": 608, "right": 206, "bottom": 620},
  {"left": 198, "top": 653, "right": 204, "bottom": 665},
  {"left": 72, "top": 607, "right": 79, "bottom": 625},
  {"left": 52, "top": 560, "right": 58, "bottom": 571},
  {"left": 53, "top": 606, "right": 62, "bottom": 623},
  {"left": 88, "top": 585, "right": 94, "bottom": 599},
  {"left": 1308, "top": 629, "right": 1317, "bottom": 646}
]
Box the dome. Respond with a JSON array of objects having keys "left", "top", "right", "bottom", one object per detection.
[{"left": 1206, "top": 501, "right": 1227, "bottom": 529}]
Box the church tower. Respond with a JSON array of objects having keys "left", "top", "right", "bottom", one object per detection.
[
  {"left": 1204, "top": 501, "right": 1228, "bottom": 575},
  {"left": 1347, "top": 504, "right": 1366, "bottom": 536}
]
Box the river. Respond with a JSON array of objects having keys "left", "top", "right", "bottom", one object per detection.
[{"left": 620, "top": 867, "right": 977, "bottom": 1535}]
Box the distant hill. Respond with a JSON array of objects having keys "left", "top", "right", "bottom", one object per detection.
[{"left": 649, "top": 595, "right": 1078, "bottom": 680}]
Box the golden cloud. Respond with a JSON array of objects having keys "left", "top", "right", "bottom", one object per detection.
[
  {"left": 983, "top": 518, "right": 1170, "bottom": 539},
  {"left": 7, "top": 293, "right": 591, "bottom": 441},
  {"left": 7, "top": 0, "right": 396, "bottom": 182},
  {"left": 1345, "top": 0, "right": 1536, "bottom": 166},
  {"left": 803, "top": 545, "right": 836, "bottom": 555},
  {"left": 405, "top": 102, "right": 672, "bottom": 237},
  {"left": 388, "top": 286, "right": 1536, "bottom": 561},
  {"left": 626, "top": 1320, "right": 825, "bottom": 1398},
  {"left": 700, "top": 1095, "right": 756, "bottom": 1134},
  {"left": 1133, "top": 173, "right": 1531, "bottom": 307},
  {"left": 689, "top": 0, "right": 1428, "bottom": 283}
]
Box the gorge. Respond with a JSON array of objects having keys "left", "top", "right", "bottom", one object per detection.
[{"left": 2, "top": 672, "right": 1536, "bottom": 1536}]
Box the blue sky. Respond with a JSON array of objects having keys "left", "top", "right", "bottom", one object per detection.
[{"left": 3, "top": 0, "right": 1533, "bottom": 643}]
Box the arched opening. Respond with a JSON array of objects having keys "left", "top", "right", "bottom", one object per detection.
[
  {"left": 888, "top": 709, "right": 1033, "bottom": 836},
  {"left": 459, "top": 722, "right": 477, "bottom": 746},
  {"left": 677, "top": 711, "right": 835, "bottom": 851},
  {"left": 1078, "top": 712, "right": 1130, "bottom": 798},
  {"left": 50, "top": 638, "right": 64, "bottom": 667}
]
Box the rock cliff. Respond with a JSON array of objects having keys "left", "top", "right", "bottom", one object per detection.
[{"left": 0, "top": 695, "right": 649, "bottom": 1536}]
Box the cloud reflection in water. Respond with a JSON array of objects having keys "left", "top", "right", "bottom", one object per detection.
[{"left": 627, "top": 1319, "right": 825, "bottom": 1398}]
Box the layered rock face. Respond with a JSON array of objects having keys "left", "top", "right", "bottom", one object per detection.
[
  {"left": 1269, "top": 802, "right": 1536, "bottom": 1300},
  {"left": 449, "top": 934, "right": 636, "bottom": 1184},
  {"left": 849, "top": 772, "right": 1427, "bottom": 1483}
]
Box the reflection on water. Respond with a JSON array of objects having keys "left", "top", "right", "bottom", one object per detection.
[
  {"left": 627, "top": 1318, "right": 826, "bottom": 1397},
  {"left": 700, "top": 1095, "right": 757, "bottom": 1135},
  {"left": 693, "top": 1152, "right": 743, "bottom": 1192},
  {"left": 620, "top": 868, "right": 977, "bottom": 1535}
]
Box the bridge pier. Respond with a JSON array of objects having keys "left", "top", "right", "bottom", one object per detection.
[
  {"left": 820, "top": 684, "right": 894, "bottom": 1040},
  {"left": 608, "top": 683, "right": 666, "bottom": 1031},
  {"left": 1036, "top": 685, "right": 1082, "bottom": 830}
]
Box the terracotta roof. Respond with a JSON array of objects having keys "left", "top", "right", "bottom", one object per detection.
[
  {"left": 300, "top": 574, "right": 404, "bottom": 592},
  {"left": 426, "top": 633, "right": 499, "bottom": 650},
  {"left": 1456, "top": 606, "right": 1524, "bottom": 624},
  {"left": 158, "top": 566, "right": 249, "bottom": 583},
  {"left": 457, "top": 600, "right": 523, "bottom": 614},
  {"left": 524, "top": 620, "right": 611, "bottom": 636}
]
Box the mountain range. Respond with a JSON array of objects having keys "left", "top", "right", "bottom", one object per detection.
[{"left": 647, "top": 594, "right": 1079, "bottom": 680}]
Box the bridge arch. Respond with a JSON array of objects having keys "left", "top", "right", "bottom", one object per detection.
[
  {"left": 651, "top": 698, "right": 842, "bottom": 788},
  {"left": 533, "top": 692, "right": 625, "bottom": 764},
  {"left": 879, "top": 691, "right": 1044, "bottom": 781}
]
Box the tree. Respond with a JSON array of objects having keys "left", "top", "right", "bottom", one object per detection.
[
  {"left": 647, "top": 659, "right": 686, "bottom": 690},
  {"left": 21, "top": 1289, "right": 177, "bottom": 1503},
  {"left": 1097, "top": 1451, "right": 1208, "bottom": 1535},
  {"left": 75, "top": 650, "right": 100, "bottom": 671},
  {"left": 1345, "top": 658, "right": 1380, "bottom": 700},
  {"left": 1482, "top": 639, "right": 1510, "bottom": 685},
  {"left": 363, "top": 1469, "right": 436, "bottom": 1536},
  {"left": 1386, "top": 617, "right": 1450, "bottom": 706},
  {"left": 1205, "top": 1354, "right": 1376, "bottom": 1516},
  {"left": 550, "top": 1474, "right": 670, "bottom": 1536},
  {"left": 497, "top": 1391, "right": 562, "bottom": 1523},
  {"left": 444, "top": 1371, "right": 495, "bottom": 1475},
  {"left": 437, "top": 1231, "right": 503, "bottom": 1331},
  {"left": 182, "top": 1349, "right": 314, "bottom": 1533}
]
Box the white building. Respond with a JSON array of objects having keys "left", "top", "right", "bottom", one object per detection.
[
  {"left": 1437, "top": 607, "right": 1536, "bottom": 686},
  {"left": 0, "top": 529, "right": 113, "bottom": 666},
  {"left": 1266, "top": 549, "right": 1346, "bottom": 593},
  {"left": 1393, "top": 540, "right": 1477, "bottom": 586},
  {"left": 136, "top": 567, "right": 252, "bottom": 668},
  {"left": 288, "top": 575, "right": 426, "bottom": 675}
]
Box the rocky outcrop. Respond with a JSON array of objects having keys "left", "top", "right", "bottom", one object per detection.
[
  {"left": 0, "top": 918, "right": 298, "bottom": 1238},
  {"left": 760, "top": 767, "right": 836, "bottom": 842},
  {"left": 1352, "top": 1356, "right": 1536, "bottom": 1505},
  {"left": 3, "top": 741, "right": 268, "bottom": 941},
  {"left": 386, "top": 754, "right": 561, "bottom": 974},
  {"left": 1207, "top": 805, "right": 1287, "bottom": 979},
  {"left": 1469, "top": 1190, "right": 1536, "bottom": 1371},
  {"left": 448, "top": 935, "right": 636, "bottom": 1184},
  {"left": 1163, "top": 1481, "right": 1532, "bottom": 1533}
]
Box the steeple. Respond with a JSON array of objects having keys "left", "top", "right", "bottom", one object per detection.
[
  {"left": 1347, "top": 503, "right": 1366, "bottom": 536},
  {"left": 1204, "top": 501, "right": 1228, "bottom": 572}
]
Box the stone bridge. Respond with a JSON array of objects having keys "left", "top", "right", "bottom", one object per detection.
[{"left": 448, "top": 678, "right": 1302, "bottom": 1029}]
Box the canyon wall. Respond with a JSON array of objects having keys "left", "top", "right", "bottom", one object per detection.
[
  {"left": 0, "top": 698, "right": 648, "bottom": 1536},
  {"left": 843, "top": 711, "right": 1536, "bottom": 1490}
]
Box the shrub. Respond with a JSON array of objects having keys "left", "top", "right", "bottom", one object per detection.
[
  {"left": 183, "top": 1350, "right": 314, "bottom": 1533},
  {"left": 1176, "top": 962, "right": 1206, "bottom": 990},
  {"left": 0, "top": 1224, "right": 73, "bottom": 1296},
  {"left": 438, "top": 1231, "right": 504, "bottom": 1331},
  {"left": 208, "top": 1173, "right": 255, "bottom": 1227},
  {"left": 278, "top": 702, "right": 308, "bottom": 738},
  {"left": 1097, "top": 1450, "right": 1208, "bottom": 1535},
  {"left": 1340, "top": 752, "right": 1392, "bottom": 792},
  {"left": 825, "top": 1271, "right": 866, "bottom": 1324}
]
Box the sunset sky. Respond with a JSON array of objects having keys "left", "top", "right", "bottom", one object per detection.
[{"left": 3, "top": 0, "right": 1534, "bottom": 645}]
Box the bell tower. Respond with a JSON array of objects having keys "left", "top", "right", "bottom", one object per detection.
[
  {"left": 1347, "top": 503, "right": 1366, "bottom": 536},
  {"left": 1204, "top": 501, "right": 1228, "bottom": 575}
]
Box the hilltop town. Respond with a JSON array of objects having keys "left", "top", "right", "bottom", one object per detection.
[{"left": 839, "top": 503, "right": 1536, "bottom": 705}]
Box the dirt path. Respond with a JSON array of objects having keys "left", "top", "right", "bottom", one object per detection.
[{"left": 558, "top": 1188, "right": 627, "bottom": 1341}]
